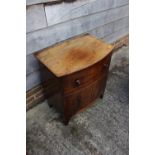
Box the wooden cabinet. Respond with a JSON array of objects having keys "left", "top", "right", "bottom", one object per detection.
[{"left": 35, "top": 34, "right": 113, "bottom": 125}]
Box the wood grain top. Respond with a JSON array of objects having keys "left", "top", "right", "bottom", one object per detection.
[{"left": 35, "top": 34, "right": 114, "bottom": 77}]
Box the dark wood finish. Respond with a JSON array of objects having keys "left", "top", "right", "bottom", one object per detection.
[
  {"left": 63, "top": 76, "right": 105, "bottom": 124},
  {"left": 62, "top": 57, "right": 110, "bottom": 94},
  {"left": 62, "top": 53, "right": 112, "bottom": 124},
  {"left": 35, "top": 35, "right": 113, "bottom": 125}
]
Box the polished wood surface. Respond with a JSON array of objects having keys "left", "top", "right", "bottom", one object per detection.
[
  {"left": 35, "top": 35, "right": 113, "bottom": 125},
  {"left": 35, "top": 34, "right": 113, "bottom": 77}
]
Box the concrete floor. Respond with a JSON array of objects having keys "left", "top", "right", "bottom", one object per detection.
[{"left": 27, "top": 46, "right": 129, "bottom": 155}]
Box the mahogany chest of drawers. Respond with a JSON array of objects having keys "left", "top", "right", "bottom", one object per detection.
[{"left": 35, "top": 34, "right": 113, "bottom": 125}]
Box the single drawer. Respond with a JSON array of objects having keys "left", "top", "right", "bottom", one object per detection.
[{"left": 62, "top": 53, "right": 112, "bottom": 94}]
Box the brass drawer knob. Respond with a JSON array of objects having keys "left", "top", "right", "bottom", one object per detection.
[{"left": 75, "top": 79, "right": 81, "bottom": 86}]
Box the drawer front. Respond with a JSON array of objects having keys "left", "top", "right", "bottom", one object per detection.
[
  {"left": 63, "top": 76, "right": 107, "bottom": 119},
  {"left": 62, "top": 53, "right": 112, "bottom": 94}
]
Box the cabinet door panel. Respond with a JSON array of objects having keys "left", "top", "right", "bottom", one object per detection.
[{"left": 63, "top": 75, "right": 107, "bottom": 122}]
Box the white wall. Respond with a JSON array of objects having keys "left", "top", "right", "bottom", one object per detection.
[{"left": 26, "top": 0, "right": 129, "bottom": 91}]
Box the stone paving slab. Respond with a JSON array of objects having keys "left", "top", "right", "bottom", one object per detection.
[{"left": 27, "top": 46, "right": 129, "bottom": 155}]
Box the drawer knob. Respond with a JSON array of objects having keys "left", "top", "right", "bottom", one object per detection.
[{"left": 75, "top": 79, "right": 81, "bottom": 86}]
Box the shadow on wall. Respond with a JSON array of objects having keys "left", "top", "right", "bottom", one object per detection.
[{"left": 46, "top": 0, "right": 78, "bottom": 5}]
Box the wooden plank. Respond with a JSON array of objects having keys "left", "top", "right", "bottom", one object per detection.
[
  {"left": 45, "top": 0, "right": 129, "bottom": 26},
  {"left": 35, "top": 35, "right": 113, "bottom": 77},
  {"left": 26, "top": 4, "right": 47, "bottom": 33},
  {"left": 89, "top": 16, "right": 128, "bottom": 39},
  {"left": 26, "top": 54, "right": 44, "bottom": 75},
  {"left": 26, "top": 16, "right": 128, "bottom": 75},
  {"left": 26, "top": 0, "right": 129, "bottom": 33},
  {"left": 103, "top": 27, "right": 129, "bottom": 43},
  {"left": 113, "top": 16, "right": 129, "bottom": 31},
  {"left": 26, "top": 70, "right": 42, "bottom": 91},
  {"left": 27, "top": 5, "right": 129, "bottom": 55},
  {"left": 114, "top": 0, "right": 129, "bottom": 6}
]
